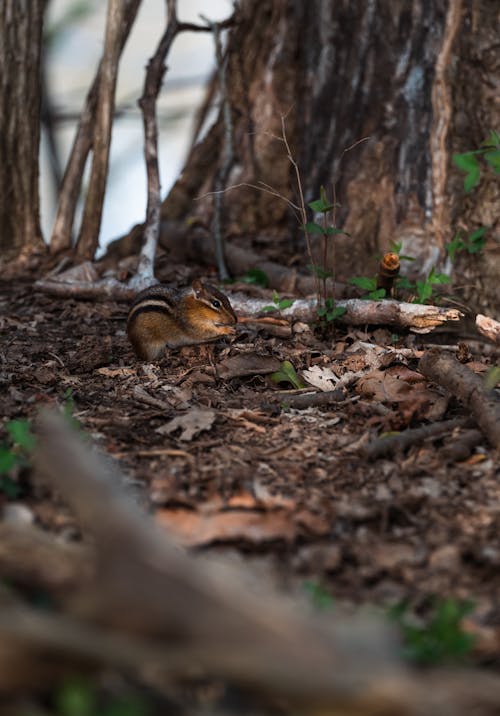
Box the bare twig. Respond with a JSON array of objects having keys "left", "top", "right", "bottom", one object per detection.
[
  {"left": 280, "top": 113, "right": 321, "bottom": 304},
  {"left": 361, "top": 417, "right": 469, "bottom": 460},
  {"left": 133, "top": 0, "right": 179, "bottom": 286},
  {"left": 199, "top": 15, "right": 233, "bottom": 281}
]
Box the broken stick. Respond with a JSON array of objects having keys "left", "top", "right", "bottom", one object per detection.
[{"left": 419, "top": 349, "right": 500, "bottom": 449}]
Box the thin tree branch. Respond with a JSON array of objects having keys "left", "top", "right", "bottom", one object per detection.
[{"left": 50, "top": 0, "right": 141, "bottom": 255}]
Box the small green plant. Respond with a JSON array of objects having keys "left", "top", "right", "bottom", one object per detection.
[
  {"left": 349, "top": 276, "right": 386, "bottom": 301},
  {"left": 453, "top": 130, "right": 500, "bottom": 193},
  {"left": 270, "top": 360, "right": 305, "bottom": 390},
  {"left": 317, "top": 296, "right": 347, "bottom": 321},
  {"left": 303, "top": 580, "right": 335, "bottom": 610},
  {"left": 413, "top": 267, "right": 451, "bottom": 304},
  {"left": 390, "top": 598, "right": 475, "bottom": 666},
  {"left": 305, "top": 186, "right": 349, "bottom": 324},
  {"left": 0, "top": 419, "right": 36, "bottom": 498},
  {"left": 262, "top": 290, "right": 295, "bottom": 313},
  {"left": 446, "top": 226, "right": 488, "bottom": 261}
]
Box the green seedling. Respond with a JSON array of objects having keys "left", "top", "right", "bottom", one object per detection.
[
  {"left": 317, "top": 296, "right": 347, "bottom": 321},
  {"left": 262, "top": 290, "right": 294, "bottom": 313},
  {"left": 453, "top": 130, "right": 500, "bottom": 193},
  {"left": 349, "top": 276, "right": 387, "bottom": 301},
  {"left": 270, "top": 360, "right": 305, "bottom": 390},
  {"left": 446, "top": 227, "right": 488, "bottom": 261},
  {"left": 305, "top": 186, "right": 349, "bottom": 324},
  {"left": 390, "top": 598, "right": 475, "bottom": 666},
  {"left": 413, "top": 267, "right": 450, "bottom": 304}
]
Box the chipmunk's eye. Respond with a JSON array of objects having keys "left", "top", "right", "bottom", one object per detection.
[{"left": 211, "top": 299, "right": 221, "bottom": 309}]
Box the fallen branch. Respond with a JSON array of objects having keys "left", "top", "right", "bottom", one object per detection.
[
  {"left": 361, "top": 417, "right": 469, "bottom": 460},
  {"left": 33, "top": 268, "right": 463, "bottom": 335},
  {"left": 230, "top": 295, "right": 464, "bottom": 334},
  {"left": 476, "top": 313, "right": 500, "bottom": 345},
  {"left": 419, "top": 349, "right": 500, "bottom": 449}
]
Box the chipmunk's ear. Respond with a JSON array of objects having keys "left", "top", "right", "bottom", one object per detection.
[{"left": 192, "top": 279, "right": 203, "bottom": 297}]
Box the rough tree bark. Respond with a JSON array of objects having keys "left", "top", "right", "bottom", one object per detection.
[
  {"left": 0, "top": 0, "right": 46, "bottom": 257},
  {"left": 159, "top": 0, "right": 499, "bottom": 312}
]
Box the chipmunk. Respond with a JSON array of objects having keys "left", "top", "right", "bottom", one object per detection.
[{"left": 127, "top": 279, "right": 237, "bottom": 360}]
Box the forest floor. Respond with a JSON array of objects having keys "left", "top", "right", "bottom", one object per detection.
[{"left": 1, "top": 268, "right": 500, "bottom": 712}]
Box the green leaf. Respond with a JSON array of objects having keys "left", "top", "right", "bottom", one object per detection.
[
  {"left": 428, "top": 271, "right": 450, "bottom": 285},
  {"left": 308, "top": 264, "right": 333, "bottom": 279},
  {"left": 270, "top": 361, "right": 305, "bottom": 390},
  {"left": 0, "top": 475, "right": 21, "bottom": 499},
  {"left": 484, "top": 149, "right": 500, "bottom": 173},
  {"left": 350, "top": 276, "right": 377, "bottom": 291},
  {"left": 262, "top": 305, "right": 277, "bottom": 313},
  {"left": 467, "top": 226, "right": 488, "bottom": 253},
  {"left": 481, "top": 130, "right": 500, "bottom": 149},
  {"left": 303, "top": 221, "right": 325, "bottom": 234},
  {"left": 395, "top": 276, "right": 415, "bottom": 290},
  {"left": 389, "top": 240, "right": 403, "bottom": 254},
  {"left": 415, "top": 280, "right": 433, "bottom": 303},
  {"left": 326, "top": 305, "right": 347, "bottom": 320},
  {"left": 277, "top": 298, "right": 294, "bottom": 310},
  {"left": 6, "top": 420, "right": 36, "bottom": 452},
  {"left": 446, "top": 232, "right": 466, "bottom": 261},
  {"left": 390, "top": 599, "right": 475, "bottom": 666},
  {"left": 453, "top": 152, "right": 481, "bottom": 192},
  {"left": 241, "top": 268, "right": 269, "bottom": 288},
  {"left": 0, "top": 447, "right": 17, "bottom": 475},
  {"left": 308, "top": 189, "right": 335, "bottom": 213},
  {"left": 367, "top": 288, "right": 386, "bottom": 300}
]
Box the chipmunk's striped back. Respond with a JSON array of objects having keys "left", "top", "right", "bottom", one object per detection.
[{"left": 127, "top": 280, "right": 237, "bottom": 361}]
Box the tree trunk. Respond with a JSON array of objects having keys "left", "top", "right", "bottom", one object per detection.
[
  {"left": 0, "top": 0, "right": 46, "bottom": 256},
  {"left": 160, "top": 0, "right": 499, "bottom": 312}
]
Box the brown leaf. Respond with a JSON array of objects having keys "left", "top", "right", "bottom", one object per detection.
[
  {"left": 217, "top": 353, "right": 281, "bottom": 379},
  {"left": 156, "top": 408, "right": 216, "bottom": 441}
]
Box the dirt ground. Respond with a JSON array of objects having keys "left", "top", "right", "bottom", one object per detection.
[{"left": 1, "top": 270, "right": 500, "bottom": 668}]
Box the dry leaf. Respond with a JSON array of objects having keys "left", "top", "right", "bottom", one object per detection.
[
  {"left": 156, "top": 408, "right": 216, "bottom": 441},
  {"left": 302, "top": 365, "right": 339, "bottom": 392},
  {"left": 217, "top": 353, "right": 281, "bottom": 379}
]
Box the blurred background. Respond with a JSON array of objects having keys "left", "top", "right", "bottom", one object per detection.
[{"left": 41, "top": 0, "right": 232, "bottom": 253}]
